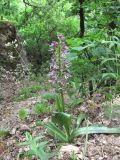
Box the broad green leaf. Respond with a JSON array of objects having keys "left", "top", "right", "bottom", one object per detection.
[
  {"left": 66, "top": 52, "right": 78, "bottom": 61},
  {"left": 18, "top": 141, "right": 30, "bottom": 146},
  {"left": 45, "top": 122, "right": 67, "bottom": 142},
  {"left": 73, "top": 126, "right": 120, "bottom": 137},
  {"left": 76, "top": 113, "right": 86, "bottom": 128},
  {"left": 101, "top": 58, "right": 118, "bottom": 66},
  {"left": 102, "top": 73, "right": 117, "bottom": 80},
  {"left": 52, "top": 112, "right": 72, "bottom": 135},
  {"left": 26, "top": 132, "right": 33, "bottom": 141},
  {"left": 72, "top": 44, "right": 95, "bottom": 51},
  {"left": 34, "top": 136, "right": 45, "bottom": 142},
  {"left": 101, "top": 40, "right": 118, "bottom": 45},
  {"left": 38, "top": 141, "right": 48, "bottom": 148}
]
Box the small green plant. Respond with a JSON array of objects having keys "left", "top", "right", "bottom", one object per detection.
[
  {"left": 33, "top": 102, "right": 49, "bottom": 115},
  {"left": 105, "top": 93, "right": 113, "bottom": 101},
  {"left": 43, "top": 112, "right": 120, "bottom": 143},
  {"left": 18, "top": 109, "right": 28, "bottom": 120},
  {"left": 42, "top": 92, "right": 56, "bottom": 101},
  {"left": 18, "top": 132, "right": 54, "bottom": 160},
  {"left": 30, "top": 73, "right": 42, "bottom": 82},
  {"left": 70, "top": 152, "right": 77, "bottom": 160},
  {"left": 15, "top": 85, "right": 42, "bottom": 101},
  {"left": 0, "top": 128, "right": 9, "bottom": 137}
]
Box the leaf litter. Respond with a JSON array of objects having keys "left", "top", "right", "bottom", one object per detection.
[{"left": 0, "top": 75, "right": 120, "bottom": 160}]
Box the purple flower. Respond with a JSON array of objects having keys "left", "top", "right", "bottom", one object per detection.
[
  {"left": 57, "top": 34, "right": 64, "bottom": 41},
  {"left": 48, "top": 79, "right": 55, "bottom": 84},
  {"left": 64, "top": 73, "right": 71, "bottom": 79},
  {"left": 49, "top": 41, "right": 58, "bottom": 54},
  {"left": 64, "top": 60, "right": 69, "bottom": 65},
  {"left": 50, "top": 41, "right": 58, "bottom": 47},
  {"left": 62, "top": 42, "right": 68, "bottom": 49},
  {"left": 49, "top": 48, "right": 55, "bottom": 53},
  {"left": 48, "top": 70, "right": 55, "bottom": 77}
]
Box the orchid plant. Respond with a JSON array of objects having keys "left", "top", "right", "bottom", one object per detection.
[{"left": 48, "top": 34, "right": 71, "bottom": 112}]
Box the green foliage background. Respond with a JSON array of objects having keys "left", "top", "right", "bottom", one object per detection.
[
  {"left": 1, "top": 0, "right": 120, "bottom": 93},
  {"left": 0, "top": 0, "right": 79, "bottom": 72}
]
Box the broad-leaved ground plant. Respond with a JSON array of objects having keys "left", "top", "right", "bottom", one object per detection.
[{"left": 43, "top": 112, "right": 120, "bottom": 143}]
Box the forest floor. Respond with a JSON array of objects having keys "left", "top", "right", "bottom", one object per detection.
[{"left": 0, "top": 73, "right": 120, "bottom": 160}]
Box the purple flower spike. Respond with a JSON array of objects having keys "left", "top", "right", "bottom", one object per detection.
[{"left": 48, "top": 34, "right": 71, "bottom": 87}]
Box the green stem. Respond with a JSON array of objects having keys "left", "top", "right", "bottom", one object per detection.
[
  {"left": 57, "top": 42, "right": 65, "bottom": 112},
  {"left": 59, "top": 83, "right": 65, "bottom": 112},
  {"left": 82, "top": 120, "right": 89, "bottom": 160},
  {"left": 58, "top": 43, "right": 61, "bottom": 77}
]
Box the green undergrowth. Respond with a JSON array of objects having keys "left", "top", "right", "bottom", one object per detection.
[
  {"left": 0, "top": 128, "right": 9, "bottom": 138},
  {"left": 33, "top": 102, "right": 50, "bottom": 115},
  {"left": 14, "top": 85, "right": 42, "bottom": 101},
  {"left": 68, "top": 97, "right": 84, "bottom": 108},
  {"left": 42, "top": 92, "right": 57, "bottom": 101}
]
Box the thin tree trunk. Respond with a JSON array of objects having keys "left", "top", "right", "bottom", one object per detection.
[
  {"left": 79, "top": 0, "right": 93, "bottom": 97},
  {"left": 79, "top": 0, "right": 85, "bottom": 38}
]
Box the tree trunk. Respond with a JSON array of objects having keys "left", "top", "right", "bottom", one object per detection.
[{"left": 79, "top": 0, "right": 85, "bottom": 38}]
